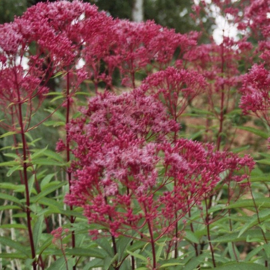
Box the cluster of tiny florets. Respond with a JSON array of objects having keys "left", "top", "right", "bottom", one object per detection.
[
  {"left": 0, "top": 0, "right": 256, "bottom": 244},
  {"left": 65, "top": 87, "right": 254, "bottom": 239}
]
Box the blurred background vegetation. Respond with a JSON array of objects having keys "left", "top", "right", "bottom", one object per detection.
[{"left": 0, "top": 0, "right": 204, "bottom": 33}]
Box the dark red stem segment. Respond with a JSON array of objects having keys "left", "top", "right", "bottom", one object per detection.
[
  {"left": 205, "top": 199, "right": 216, "bottom": 268},
  {"left": 15, "top": 69, "right": 37, "bottom": 269},
  {"left": 65, "top": 71, "right": 76, "bottom": 270},
  {"left": 148, "top": 219, "right": 156, "bottom": 269}
]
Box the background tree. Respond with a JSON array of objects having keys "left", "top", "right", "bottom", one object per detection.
[
  {"left": 88, "top": 0, "right": 202, "bottom": 34},
  {"left": 132, "top": 0, "right": 143, "bottom": 22},
  {"left": 0, "top": 0, "right": 213, "bottom": 37}
]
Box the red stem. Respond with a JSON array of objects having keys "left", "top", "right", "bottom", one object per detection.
[
  {"left": 143, "top": 201, "right": 156, "bottom": 269},
  {"left": 65, "top": 71, "right": 76, "bottom": 270},
  {"left": 216, "top": 42, "right": 225, "bottom": 151},
  {"left": 14, "top": 69, "right": 37, "bottom": 269},
  {"left": 147, "top": 218, "right": 156, "bottom": 269},
  {"left": 227, "top": 183, "right": 238, "bottom": 262},
  {"left": 205, "top": 199, "right": 216, "bottom": 268},
  {"left": 188, "top": 209, "right": 200, "bottom": 257}
]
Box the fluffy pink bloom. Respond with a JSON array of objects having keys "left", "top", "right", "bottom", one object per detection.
[
  {"left": 142, "top": 66, "right": 207, "bottom": 118},
  {"left": 240, "top": 64, "right": 270, "bottom": 121},
  {"left": 65, "top": 88, "right": 254, "bottom": 240},
  {"left": 56, "top": 139, "right": 66, "bottom": 152},
  {"left": 68, "top": 88, "right": 179, "bottom": 145},
  {"left": 245, "top": 0, "right": 270, "bottom": 35}
]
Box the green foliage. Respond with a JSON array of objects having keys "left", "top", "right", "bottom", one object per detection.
[
  {"left": 144, "top": 0, "right": 196, "bottom": 34},
  {"left": 89, "top": 0, "right": 133, "bottom": 20},
  {"left": 0, "top": 0, "right": 28, "bottom": 24}
]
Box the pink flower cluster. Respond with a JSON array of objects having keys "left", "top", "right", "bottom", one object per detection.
[
  {"left": 0, "top": 0, "right": 197, "bottom": 131},
  {"left": 142, "top": 67, "right": 206, "bottom": 118},
  {"left": 240, "top": 64, "right": 270, "bottom": 116},
  {"left": 51, "top": 227, "right": 69, "bottom": 245},
  {"left": 0, "top": 0, "right": 257, "bottom": 247},
  {"left": 238, "top": 0, "right": 270, "bottom": 125},
  {"left": 65, "top": 88, "right": 254, "bottom": 240}
]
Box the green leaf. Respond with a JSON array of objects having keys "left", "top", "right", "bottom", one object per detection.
[
  {"left": 0, "top": 252, "right": 27, "bottom": 259},
  {"left": 3, "top": 153, "right": 20, "bottom": 159},
  {"left": 0, "top": 205, "right": 21, "bottom": 211},
  {"left": 226, "top": 109, "right": 242, "bottom": 115},
  {"left": 264, "top": 243, "right": 270, "bottom": 257},
  {"left": 126, "top": 250, "right": 148, "bottom": 262},
  {"left": 188, "top": 130, "right": 204, "bottom": 140},
  {"left": 185, "top": 253, "right": 208, "bottom": 270},
  {"left": 96, "top": 238, "right": 114, "bottom": 257},
  {"left": 259, "top": 153, "right": 270, "bottom": 159},
  {"left": 6, "top": 165, "right": 22, "bottom": 177},
  {"left": 40, "top": 173, "right": 58, "bottom": 190},
  {"left": 238, "top": 210, "right": 270, "bottom": 237},
  {"left": 51, "top": 71, "right": 66, "bottom": 79},
  {"left": 31, "top": 146, "right": 48, "bottom": 159},
  {"left": 36, "top": 234, "right": 53, "bottom": 256},
  {"left": 237, "top": 126, "right": 268, "bottom": 139},
  {"left": 0, "top": 160, "right": 20, "bottom": 167},
  {"left": 244, "top": 245, "right": 265, "bottom": 261},
  {"left": 185, "top": 230, "right": 200, "bottom": 244},
  {"left": 159, "top": 262, "right": 183, "bottom": 268},
  {"left": 212, "top": 262, "right": 267, "bottom": 270},
  {"left": 249, "top": 174, "right": 270, "bottom": 182},
  {"left": 31, "top": 182, "right": 66, "bottom": 203},
  {"left": 27, "top": 138, "right": 42, "bottom": 147},
  {"left": 0, "top": 131, "right": 17, "bottom": 138},
  {"left": 227, "top": 198, "right": 270, "bottom": 209},
  {"left": 58, "top": 209, "right": 84, "bottom": 218},
  {"left": 66, "top": 247, "right": 106, "bottom": 258},
  {"left": 47, "top": 257, "right": 74, "bottom": 270},
  {"left": 32, "top": 158, "right": 65, "bottom": 166},
  {"left": 190, "top": 108, "right": 215, "bottom": 115},
  {"left": 25, "top": 131, "right": 34, "bottom": 142},
  {"left": 231, "top": 145, "right": 250, "bottom": 153},
  {"left": 127, "top": 239, "right": 147, "bottom": 252},
  {"left": 117, "top": 237, "right": 132, "bottom": 262},
  {"left": 0, "top": 224, "right": 27, "bottom": 229},
  {"left": 75, "top": 234, "right": 86, "bottom": 248},
  {"left": 45, "top": 92, "right": 64, "bottom": 96},
  {"left": 0, "top": 237, "right": 30, "bottom": 256},
  {"left": 156, "top": 240, "right": 166, "bottom": 262},
  {"left": 74, "top": 91, "right": 92, "bottom": 96},
  {"left": 0, "top": 183, "right": 24, "bottom": 192},
  {"left": 83, "top": 258, "right": 103, "bottom": 270},
  {"left": 72, "top": 111, "right": 83, "bottom": 119},
  {"left": 43, "top": 149, "right": 64, "bottom": 163},
  {"left": 33, "top": 215, "right": 44, "bottom": 250},
  {"left": 38, "top": 197, "right": 62, "bottom": 208},
  {"left": 228, "top": 242, "right": 240, "bottom": 261},
  {"left": 28, "top": 174, "right": 35, "bottom": 196},
  {"left": 0, "top": 193, "right": 22, "bottom": 205},
  {"left": 256, "top": 159, "right": 270, "bottom": 166},
  {"left": 44, "top": 108, "right": 65, "bottom": 121},
  {"left": 103, "top": 253, "right": 118, "bottom": 270},
  {"left": 43, "top": 121, "right": 65, "bottom": 127},
  {"left": 212, "top": 229, "right": 270, "bottom": 243}
]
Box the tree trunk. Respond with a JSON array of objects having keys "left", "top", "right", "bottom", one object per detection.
[{"left": 132, "top": 0, "right": 143, "bottom": 22}]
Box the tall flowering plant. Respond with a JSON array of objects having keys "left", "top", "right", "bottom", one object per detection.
[
  {"left": 0, "top": 1, "right": 269, "bottom": 269},
  {"left": 64, "top": 88, "right": 254, "bottom": 269}
]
